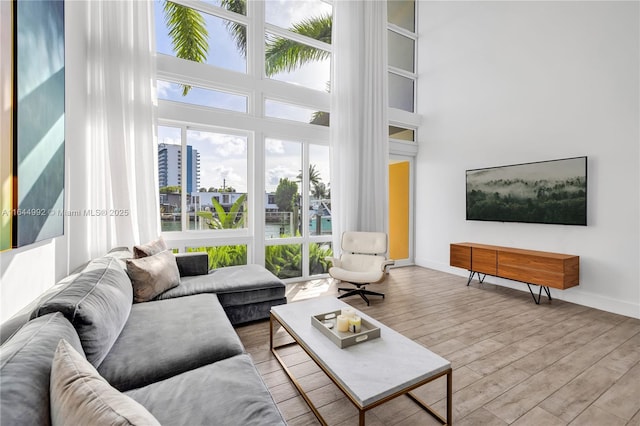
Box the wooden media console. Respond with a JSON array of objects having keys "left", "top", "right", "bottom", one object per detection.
[{"left": 450, "top": 242, "right": 579, "bottom": 304}]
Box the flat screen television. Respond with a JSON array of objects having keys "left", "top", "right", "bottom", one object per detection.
[{"left": 466, "top": 156, "right": 587, "bottom": 226}]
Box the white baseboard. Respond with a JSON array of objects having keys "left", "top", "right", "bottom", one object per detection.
[{"left": 415, "top": 258, "right": 640, "bottom": 320}]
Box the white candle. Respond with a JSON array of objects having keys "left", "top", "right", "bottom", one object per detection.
[
  {"left": 349, "top": 315, "right": 362, "bottom": 333},
  {"left": 336, "top": 315, "right": 349, "bottom": 332},
  {"left": 341, "top": 308, "right": 355, "bottom": 318}
]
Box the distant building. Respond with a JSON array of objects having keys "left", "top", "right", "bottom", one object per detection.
[
  {"left": 190, "top": 192, "right": 278, "bottom": 211},
  {"left": 158, "top": 143, "right": 200, "bottom": 193}
]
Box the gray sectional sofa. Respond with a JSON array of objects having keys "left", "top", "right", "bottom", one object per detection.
[{"left": 0, "top": 247, "right": 287, "bottom": 425}]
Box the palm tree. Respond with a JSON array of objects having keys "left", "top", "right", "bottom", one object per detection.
[
  {"left": 162, "top": 1, "right": 208, "bottom": 95},
  {"left": 297, "top": 164, "right": 322, "bottom": 189},
  {"left": 264, "top": 14, "right": 331, "bottom": 76},
  {"left": 162, "top": 0, "right": 331, "bottom": 89},
  {"left": 162, "top": 0, "right": 246, "bottom": 95},
  {"left": 312, "top": 182, "right": 327, "bottom": 200}
]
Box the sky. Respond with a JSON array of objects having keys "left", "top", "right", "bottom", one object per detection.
[{"left": 154, "top": 0, "right": 332, "bottom": 195}]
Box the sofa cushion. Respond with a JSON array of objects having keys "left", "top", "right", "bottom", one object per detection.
[
  {"left": 32, "top": 256, "right": 133, "bottom": 366},
  {"left": 133, "top": 236, "right": 167, "bottom": 258},
  {"left": 98, "top": 294, "right": 244, "bottom": 391},
  {"left": 0, "top": 313, "right": 83, "bottom": 426},
  {"left": 126, "top": 250, "right": 180, "bottom": 303},
  {"left": 156, "top": 264, "right": 286, "bottom": 307},
  {"left": 125, "top": 354, "right": 286, "bottom": 426},
  {"left": 50, "top": 339, "right": 160, "bottom": 426}
]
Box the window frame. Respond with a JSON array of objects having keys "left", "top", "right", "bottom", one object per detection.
[
  {"left": 155, "top": 0, "right": 420, "bottom": 277},
  {"left": 156, "top": 0, "right": 332, "bottom": 281},
  {"left": 388, "top": 7, "right": 418, "bottom": 114}
]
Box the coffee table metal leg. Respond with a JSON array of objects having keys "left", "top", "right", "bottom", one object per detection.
[
  {"left": 270, "top": 313, "right": 329, "bottom": 426},
  {"left": 269, "top": 315, "right": 273, "bottom": 350},
  {"left": 447, "top": 369, "right": 452, "bottom": 425},
  {"left": 406, "top": 368, "right": 452, "bottom": 425}
]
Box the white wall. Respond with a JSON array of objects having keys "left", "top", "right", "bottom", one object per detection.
[
  {"left": 0, "top": 2, "right": 88, "bottom": 322},
  {"left": 415, "top": 1, "right": 639, "bottom": 318}
]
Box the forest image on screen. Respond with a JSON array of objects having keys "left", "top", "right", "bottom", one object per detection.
[{"left": 466, "top": 157, "right": 587, "bottom": 226}]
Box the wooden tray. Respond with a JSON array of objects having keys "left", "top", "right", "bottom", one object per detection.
[{"left": 311, "top": 310, "right": 381, "bottom": 349}]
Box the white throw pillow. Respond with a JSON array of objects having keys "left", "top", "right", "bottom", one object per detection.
[{"left": 50, "top": 339, "right": 160, "bottom": 426}]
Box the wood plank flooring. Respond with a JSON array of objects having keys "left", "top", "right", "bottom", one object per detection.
[{"left": 235, "top": 266, "right": 640, "bottom": 425}]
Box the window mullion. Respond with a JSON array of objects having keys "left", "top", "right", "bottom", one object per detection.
[
  {"left": 250, "top": 0, "right": 265, "bottom": 116},
  {"left": 301, "top": 142, "right": 310, "bottom": 279},
  {"left": 264, "top": 23, "right": 332, "bottom": 53},
  {"left": 387, "top": 23, "right": 416, "bottom": 41},
  {"left": 180, "top": 126, "right": 188, "bottom": 232},
  {"left": 389, "top": 66, "right": 416, "bottom": 80},
  {"left": 172, "top": 0, "right": 251, "bottom": 26}
]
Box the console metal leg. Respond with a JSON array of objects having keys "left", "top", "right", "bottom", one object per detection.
[
  {"left": 466, "top": 270, "right": 486, "bottom": 286},
  {"left": 526, "top": 283, "right": 552, "bottom": 304}
]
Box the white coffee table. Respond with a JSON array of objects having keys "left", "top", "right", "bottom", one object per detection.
[{"left": 270, "top": 296, "right": 452, "bottom": 425}]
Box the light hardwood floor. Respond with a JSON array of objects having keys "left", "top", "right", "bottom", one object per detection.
[{"left": 235, "top": 266, "right": 640, "bottom": 425}]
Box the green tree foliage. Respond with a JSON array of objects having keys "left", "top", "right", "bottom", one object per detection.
[
  {"left": 297, "top": 164, "right": 328, "bottom": 199},
  {"left": 264, "top": 243, "right": 333, "bottom": 279},
  {"left": 219, "top": 0, "right": 247, "bottom": 55},
  {"left": 186, "top": 243, "right": 332, "bottom": 276},
  {"left": 310, "top": 111, "right": 330, "bottom": 126},
  {"left": 163, "top": 0, "right": 330, "bottom": 83},
  {"left": 265, "top": 14, "right": 332, "bottom": 76},
  {"left": 274, "top": 178, "right": 298, "bottom": 212},
  {"left": 312, "top": 182, "right": 327, "bottom": 200},
  {"left": 197, "top": 194, "right": 246, "bottom": 229},
  {"left": 162, "top": 1, "right": 208, "bottom": 95},
  {"left": 159, "top": 185, "right": 181, "bottom": 194},
  {"left": 309, "top": 243, "right": 332, "bottom": 275},
  {"left": 209, "top": 186, "right": 236, "bottom": 193},
  {"left": 265, "top": 244, "right": 301, "bottom": 279},
  {"left": 187, "top": 245, "right": 247, "bottom": 270},
  {"left": 297, "top": 164, "right": 321, "bottom": 186}
]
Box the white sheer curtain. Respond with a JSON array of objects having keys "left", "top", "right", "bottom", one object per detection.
[
  {"left": 330, "top": 0, "right": 389, "bottom": 253},
  {"left": 77, "top": 0, "right": 158, "bottom": 260}
]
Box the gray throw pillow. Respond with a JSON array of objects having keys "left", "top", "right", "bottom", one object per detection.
[
  {"left": 126, "top": 250, "right": 180, "bottom": 303},
  {"left": 133, "top": 236, "right": 168, "bottom": 259},
  {"left": 0, "top": 313, "right": 83, "bottom": 425},
  {"left": 32, "top": 256, "right": 133, "bottom": 367},
  {"left": 50, "top": 339, "right": 160, "bottom": 426}
]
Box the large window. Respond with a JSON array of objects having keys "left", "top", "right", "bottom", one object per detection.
[
  {"left": 156, "top": 0, "right": 333, "bottom": 279},
  {"left": 155, "top": 0, "right": 418, "bottom": 275}
]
